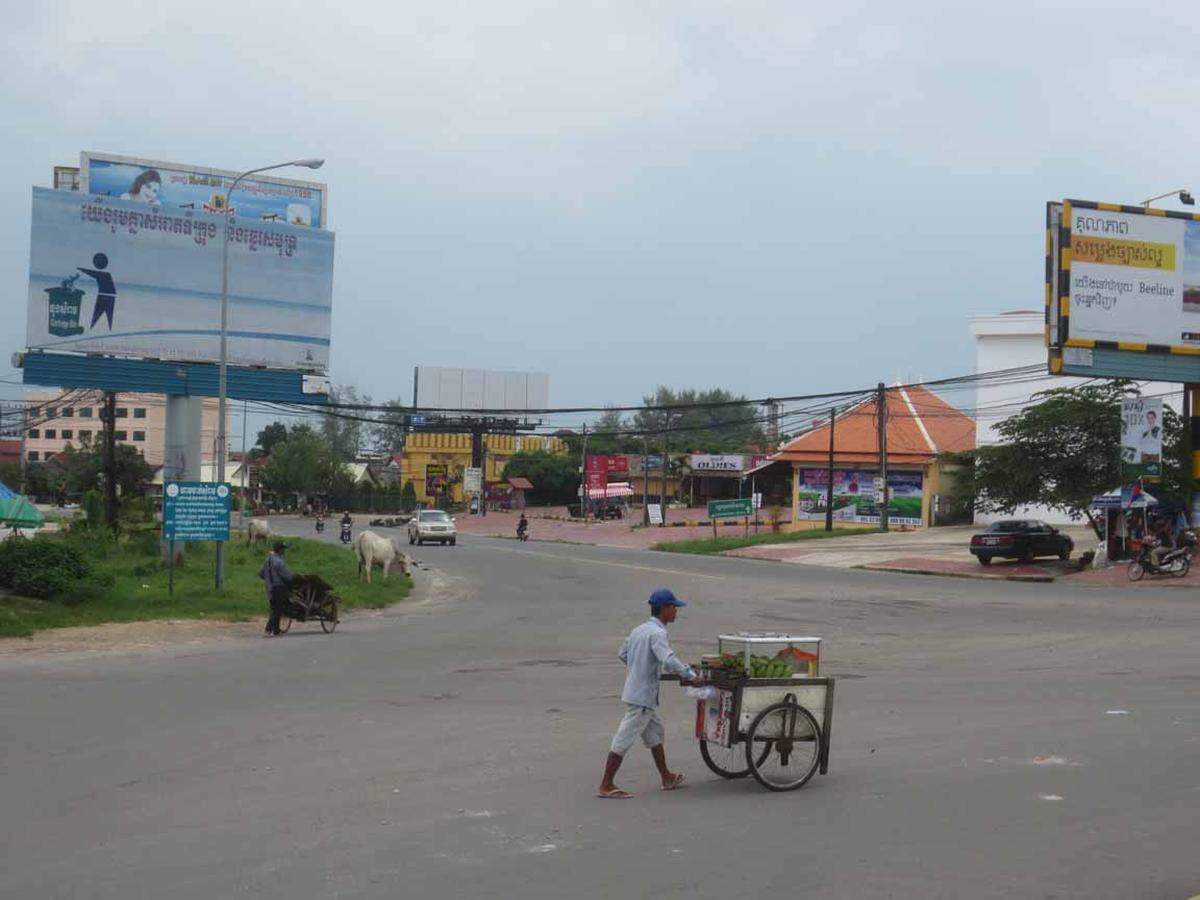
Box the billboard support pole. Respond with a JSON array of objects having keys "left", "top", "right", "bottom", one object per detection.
[
  {"left": 580, "top": 426, "right": 588, "bottom": 522},
  {"left": 102, "top": 391, "right": 117, "bottom": 531}
]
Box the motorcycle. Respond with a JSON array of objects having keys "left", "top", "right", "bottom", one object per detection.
[
  {"left": 1128, "top": 532, "right": 1195, "bottom": 581},
  {"left": 516, "top": 522, "right": 529, "bottom": 542},
  {"left": 340, "top": 523, "right": 352, "bottom": 544},
  {"left": 314, "top": 517, "right": 325, "bottom": 534}
]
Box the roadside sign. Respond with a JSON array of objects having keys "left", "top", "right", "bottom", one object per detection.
[
  {"left": 708, "top": 498, "right": 753, "bottom": 519},
  {"left": 647, "top": 503, "right": 664, "bottom": 525},
  {"left": 164, "top": 481, "right": 230, "bottom": 542},
  {"left": 752, "top": 492, "right": 763, "bottom": 510},
  {"left": 1121, "top": 398, "right": 1162, "bottom": 479},
  {"left": 463, "top": 466, "right": 482, "bottom": 494}
]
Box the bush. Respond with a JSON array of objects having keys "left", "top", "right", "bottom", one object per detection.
[
  {"left": 0, "top": 536, "right": 91, "bottom": 599},
  {"left": 83, "top": 490, "right": 104, "bottom": 529},
  {"left": 127, "top": 531, "right": 161, "bottom": 558}
]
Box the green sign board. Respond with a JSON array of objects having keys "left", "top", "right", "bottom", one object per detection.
[
  {"left": 164, "top": 481, "right": 231, "bottom": 542},
  {"left": 708, "top": 498, "right": 753, "bottom": 519}
]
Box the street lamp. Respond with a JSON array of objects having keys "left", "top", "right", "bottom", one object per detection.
[
  {"left": 215, "top": 157, "right": 324, "bottom": 589},
  {"left": 1141, "top": 188, "right": 1194, "bottom": 208}
]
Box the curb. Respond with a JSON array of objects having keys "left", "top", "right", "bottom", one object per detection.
[{"left": 857, "top": 564, "right": 1057, "bottom": 583}]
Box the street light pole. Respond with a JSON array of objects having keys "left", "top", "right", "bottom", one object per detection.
[{"left": 214, "top": 158, "right": 324, "bottom": 589}]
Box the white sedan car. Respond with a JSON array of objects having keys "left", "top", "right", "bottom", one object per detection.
[{"left": 408, "top": 510, "right": 458, "bottom": 546}]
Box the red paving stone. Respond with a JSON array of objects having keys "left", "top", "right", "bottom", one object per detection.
[{"left": 1068, "top": 562, "right": 1200, "bottom": 589}]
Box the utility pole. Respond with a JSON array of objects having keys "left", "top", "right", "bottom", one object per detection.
[
  {"left": 18, "top": 402, "right": 28, "bottom": 494},
  {"left": 877, "top": 382, "right": 889, "bottom": 532},
  {"left": 642, "top": 435, "right": 650, "bottom": 526},
  {"left": 825, "top": 405, "right": 836, "bottom": 532},
  {"left": 660, "top": 414, "right": 670, "bottom": 527},
  {"left": 579, "top": 425, "right": 588, "bottom": 522},
  {"left": 102, "top": 391, "right": 117, "bottom": 531},
  {"left": 480, "top": 439, "right": 487, "bottom": 518}
]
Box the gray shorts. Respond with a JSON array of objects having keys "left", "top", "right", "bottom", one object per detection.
[{"left": 610, "top": 704, "right": 665, "bottom": 755}]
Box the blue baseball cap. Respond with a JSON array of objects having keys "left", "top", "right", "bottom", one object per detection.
[{"left": 649, "top": 588, "right": 687, "bottom": 608}]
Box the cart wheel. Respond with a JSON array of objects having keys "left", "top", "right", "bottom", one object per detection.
[
  {"left": 278, "top": 617, "right": 292, "bottom": 634},
  {"left": 700, "top": 739, "right": 771, "bottom": 779},
  {"left": 1174, "top": 555, "right": 1191, "bottom": 578},
  {"left": 745, "top": 701, "right": 822, "bottom": 792},
  {"left": 1127, "top": 560, "right": 1145, "bottom": 582},
  {"left": 321, "top": 600, "right": 339, "bottom": 633}
]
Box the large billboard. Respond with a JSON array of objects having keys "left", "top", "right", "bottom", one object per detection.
[
  {"left": 26, "top": 187, "right": 333, "bottom": 372},
  {"left": 1047, "top": 199, "right": 1200, "bottom": 381},
  {"left": 80, "top": 152, "right": 327, "bottom": 229},
  {"left": 1120, "top": 397, "right": 1162, "bottom": 480},
  {"left": 414, "top": 367, "right": 549, "bottom": 412},
  {"left": 796, "top": 469, "right": 924, "bottom": 526}
]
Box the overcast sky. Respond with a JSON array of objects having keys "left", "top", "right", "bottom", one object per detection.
[{"left": 3, "top": 1, "right": 1198, "bottom": 420}]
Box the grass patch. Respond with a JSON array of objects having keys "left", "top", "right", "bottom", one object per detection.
[
  {"left": 0, "top": 534, "right": 410, "bottom": 638},
  {"left": 652, "top": 526, "right": 881, "bottom": 555}
]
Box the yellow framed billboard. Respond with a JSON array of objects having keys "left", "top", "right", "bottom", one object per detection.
[{"left": 1047, "top": 199, "right": 1200, "bottom": 381}]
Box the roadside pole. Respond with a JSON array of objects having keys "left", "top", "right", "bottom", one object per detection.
[
  {"left": 580, "top": 425, "right": 588, "bottom": 522},
  {"left": 102, "top": 391, "right": 117, "bottom": 531},
  {"left": 660, "top": 415, "right": 669, "bottom": 528},
  {"left": 642, "top": 436, "right": 650, "bottom": 526},
  {"left": 878, "top": 383, "right": 890, "bottom": 532},
  {"left": 825, "top": 406, "right": 836, "bottom": 532}
]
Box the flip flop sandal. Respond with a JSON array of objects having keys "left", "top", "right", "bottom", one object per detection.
[
  {"left": 661, "top": 774, "right": 686, "bottom": 791},
  {"left": 596, "top": 788, "right": 633, "bottom": 799}
]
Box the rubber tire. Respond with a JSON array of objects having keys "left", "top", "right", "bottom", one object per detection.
[
  {"left": 1018, "top": 546, "right": 1034, "bottom": 564},
  {"left": 1128, "top": 560, "right": 1145, "bottom": 582},
  {"left": 745, "top": 702, "right": 823, "bottom": 792},
  {"left": 321, "top": 601, "right": 338, "bottom": 633},
  {"left": 278, "top": 617, "right": 292, "bottom": 634},
  {"left": 1173, "top": 555, "right": 1191, "bottom": 578},
  {"left": 978, "top": 556, "right": 992, "bottom": 567},
  {"left": 1059, "top": 547, "right": 1071, "bottom": 561},
  {"left": 700, "top": 739, "right": 772, "bottom": 779}
]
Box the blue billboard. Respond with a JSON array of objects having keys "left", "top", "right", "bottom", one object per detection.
[
  {"left": 164, "top": 481, "right": 231, "bottom": 542},
  {"left": 81, "top": 152, "right": 326, "bottom": 228},
  {"left": 26, "top": 187, "right": 334, "bottom": 372}
]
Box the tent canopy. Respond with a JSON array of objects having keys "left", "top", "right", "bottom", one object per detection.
[
  {"left": 0, "top": 481, "right": 45, "bottom": 529},
  {"left": 1090, "top": 487, "right": 1158, "bottom": 510}
]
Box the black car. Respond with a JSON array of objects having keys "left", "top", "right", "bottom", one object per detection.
[{"left": 969, "top": 519, "right": 1073, "bottom": 565}]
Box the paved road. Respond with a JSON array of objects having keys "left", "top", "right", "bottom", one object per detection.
[{"left": 3, "top": 525, "right": 1198, "bottom": 899}]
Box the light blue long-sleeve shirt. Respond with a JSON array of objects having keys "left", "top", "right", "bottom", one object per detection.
[{"left": 618, "top": 617, "right": 696, "bottom": 709}]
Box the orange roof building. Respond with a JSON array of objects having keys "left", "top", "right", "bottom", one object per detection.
[{"left": 762, "top": 385, "right": 975, "bottom": 528}]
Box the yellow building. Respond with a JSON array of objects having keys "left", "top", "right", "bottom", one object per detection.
[{"left": 395, "top": 433, "right": 567, "bottom": 505}]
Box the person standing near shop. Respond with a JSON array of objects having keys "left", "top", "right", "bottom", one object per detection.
[
  {"left": 597, "top": 589, "right": 699, "bottom": 799},
  {"left": 258, "top": 541, "right": 294, "bottom": 637}
]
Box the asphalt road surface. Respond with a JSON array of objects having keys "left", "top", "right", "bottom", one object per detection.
[{"left": 3, "top": 523, "right": 1199, "bottom": 899}]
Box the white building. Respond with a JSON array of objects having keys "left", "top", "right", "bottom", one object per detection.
[{"left": 969, "top": 310, "right": 1178, "bottom": 525}]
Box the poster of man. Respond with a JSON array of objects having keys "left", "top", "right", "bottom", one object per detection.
[{"left": 1121, "top": 398, "right": 1163, "bottom": 479}]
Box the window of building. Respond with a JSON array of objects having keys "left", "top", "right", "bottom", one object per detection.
[
  {"left": 80, "top": 408, "right": 93, "bottom": 418},
  {"left": 61, "top": 429, "right": 73, "bottom": 439},
  {"left": 61, "top": 408, "right": 73, "bottom": 418},
  {"left": 115, "top": 430, "right": 128, "bottom": 441},
  {"left": 27, "top": 428, "right": 39, "bottom": 438},
  {"left": 77, "top": 430, "right": 90, "bottom": 442},
  {"left": 27, "top": 451, "right": 38, "bottom": 461},
  {"left": 44, "top": 429, "right": 56, "bottom": 439},
  {"left": 115, "top": 408, "right": 128, "bottom": 418},
  {"left": 46, "top": 407, "right": 56, "bottom": 417},
  {"left": 133, "top": 408, "right": 147, "bottom": 419},
  {"left": 133, "top": 431, "right": 146, "bottom": 442}
]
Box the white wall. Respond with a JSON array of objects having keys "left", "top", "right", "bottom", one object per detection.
[{"left": 969, "top": 312, "right": 1180, "bottom": 526}]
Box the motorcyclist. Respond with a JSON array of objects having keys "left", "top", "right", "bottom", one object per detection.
[
  {"left": 517, "top": 512, "right": 529, "bottom": 540},
  {"left": 314, "top": 512, "right": 325, "bottom": 533},
  {"left": 1148, "top": 519, "right": 1174, "bottom": 568},
  {"left": 340, "top": 511, "right": 353, "bottom": 542}
]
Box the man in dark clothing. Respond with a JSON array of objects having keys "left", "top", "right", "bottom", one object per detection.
[
  {"left": 78, "top": 253, "right": 118, "bottom": 330},
  {"left": 258, "top": 541, "right": 295, "bottom": 637}
]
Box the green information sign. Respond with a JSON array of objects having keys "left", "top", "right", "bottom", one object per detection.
[
  {"left": 708, "top": 498, "right": 753, "bottom": 519},
  {"left": 164, "top": 481, "right": 231, "bottom": 542}
]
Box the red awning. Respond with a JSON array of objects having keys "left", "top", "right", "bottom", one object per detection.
[
  {"left": 588, "top": 481, "right": 633, "bottom": 499},
  {"left": 507, "top": 477, "right": 534, "bottom": 490}
]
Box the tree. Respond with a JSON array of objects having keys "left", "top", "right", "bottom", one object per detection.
[
  {"left": 260, "top": 425, "right": 349, "bottom": 498},
  {"left": 400, "top": 480, "right": 417, "bottom": 512},
  {"left": 321, "top": 385, "right": 370, "bottom": 462},
  {"left": 630, "top": 387, "right": 766, "bottom": 453},
  {"left": 255, "top": 422, "right": 289, "bottom": 456},
  {"left": 371, "top": 399, "right": 411, "bottom": 454},
  {"left": 586, "top": 407, "right": 631, "bottom": 455},
  {"left": 502, "top": 451, "right": 580, "bottom": 505},
  {"left": 955, "top": 381, "right": 1159, "bottom": 534},
  {"left": 48, "top": 443, "right": 154, "bottom": 500},
  {"left": 0, "top": 462, "right": 21, "bottom": 491}
]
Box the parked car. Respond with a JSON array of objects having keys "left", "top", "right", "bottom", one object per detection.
[
  {"left": 969, "top": 519, "right": 1072, "bottom": 565},
  {"left": 408, "top": 510, "right": 458, "bottom": 546}
]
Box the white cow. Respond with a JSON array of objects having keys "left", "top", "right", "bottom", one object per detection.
[
  {"left": 354, "top": 530, "right": 411, "bottom": 583},
  {"left": 246, "top": 518, "right": 272, "bottom": 546}
]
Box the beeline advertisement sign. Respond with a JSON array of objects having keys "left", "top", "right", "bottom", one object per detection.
[{"left": 26, "top": 187, "right": 334, "bottom": 372}]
